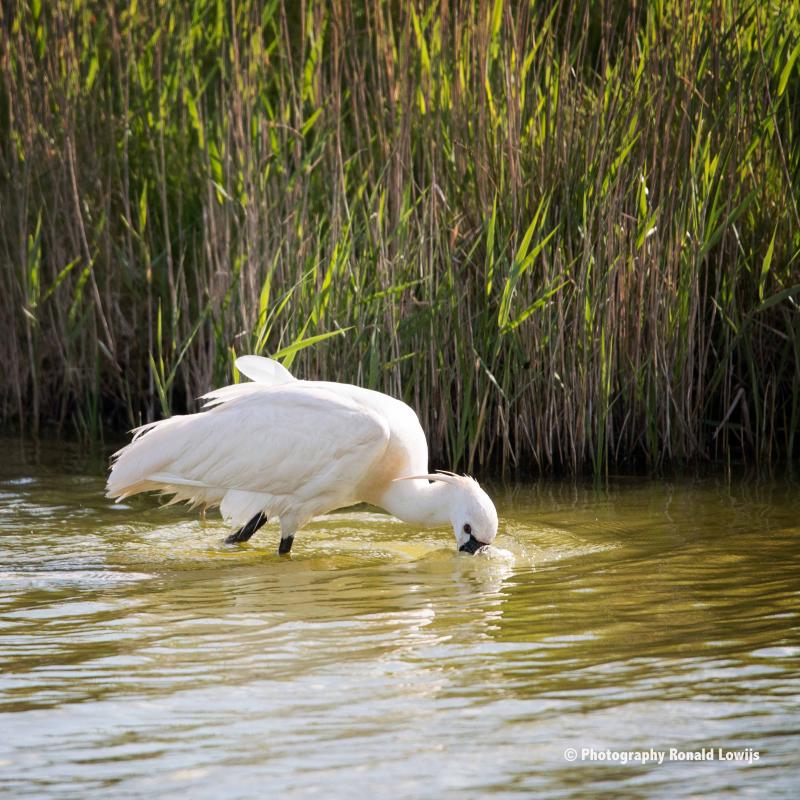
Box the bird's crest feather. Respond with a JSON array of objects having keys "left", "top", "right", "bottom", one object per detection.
[{"left": 393, "top": 471, "right": 477, "bottom": 487}]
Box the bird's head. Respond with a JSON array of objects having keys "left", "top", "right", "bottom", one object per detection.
[
  {"left": 449, "top": 475, "right": 498, "bottom": 553},
  {"left": 396, "top": 471, "right": 498, "bottom": 553}
]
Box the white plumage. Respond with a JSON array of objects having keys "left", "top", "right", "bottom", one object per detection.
[{"left": 107, "top": 356, "right": 498, "bottom": 554}]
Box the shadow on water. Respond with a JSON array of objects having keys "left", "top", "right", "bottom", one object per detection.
[{"left": 0, "top": 439, "right": 799, "bottom": 798}]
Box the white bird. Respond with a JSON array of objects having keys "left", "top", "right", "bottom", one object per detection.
[{"left": 106, "top": 355, "right": 498, "bottom": 555}]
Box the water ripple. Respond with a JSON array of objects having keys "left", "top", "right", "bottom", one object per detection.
[{"left": 0, "top": 442, "right": 798, "bottom": 798}]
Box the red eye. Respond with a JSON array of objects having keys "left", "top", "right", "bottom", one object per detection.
[{"left": 463, "top": 523, "right": 472, "bottom": 535}]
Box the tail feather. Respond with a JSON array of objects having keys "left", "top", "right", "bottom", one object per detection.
[
  {"left": 106, "top": 357, "right": 289, "bottom": 520},
  {"left": 106, "top": 416, "right": 187, "bottom": 500},
  {"left": 106, "top": 410, "right": 270, "bottom": 522}
]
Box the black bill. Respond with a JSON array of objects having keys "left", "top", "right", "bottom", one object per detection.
[{"left": 459, "top": 533, "right": 486, "bottom": 554}]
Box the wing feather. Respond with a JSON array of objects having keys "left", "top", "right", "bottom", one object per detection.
[
  {"left": 107, "top": 383, "right": 390, "bottom": 526},
  {"left": 234, "top": 355, "right": 296, "bottom": 386}
]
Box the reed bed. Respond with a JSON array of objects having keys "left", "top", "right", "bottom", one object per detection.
[{"left": 1, "top": 0, "right": 799, "bottom": 475}]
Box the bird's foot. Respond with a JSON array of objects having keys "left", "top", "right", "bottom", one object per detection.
[
  {"left": 278, "top": 535, "right": 294, "bottom": 555},
  {"left": 225, "top": 512, "right": 268, "bottom": 545}
]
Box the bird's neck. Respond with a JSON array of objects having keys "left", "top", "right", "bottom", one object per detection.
[{"left": 377, "top": 480, "right": 452, "bottom": 527}]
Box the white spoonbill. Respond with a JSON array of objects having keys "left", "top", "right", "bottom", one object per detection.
[{"left": 106, "top": 355, "right": 498, "bottom": 555}]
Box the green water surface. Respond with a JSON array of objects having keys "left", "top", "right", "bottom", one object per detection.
[{"left": 1, "top": 441, "right": 798, "bottom": 798}]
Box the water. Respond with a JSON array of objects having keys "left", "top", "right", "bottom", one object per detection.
[{"left": 1, "top": 440, "right": 798, "bottom": 798}]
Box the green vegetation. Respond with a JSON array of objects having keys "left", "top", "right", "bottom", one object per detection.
[{"left": 1, "top": 0, "right": 799, "bottom": 474}]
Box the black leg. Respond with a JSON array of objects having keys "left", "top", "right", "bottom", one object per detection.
[
  {"left": 278, "top": 534, "right": 294, "bottom": 555},
  {"left": 225, "top": 512, "right": 268, "bottom": 544}
]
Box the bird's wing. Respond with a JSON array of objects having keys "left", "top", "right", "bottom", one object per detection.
[{"left": 107, "top": 382, "right": 391, "bottom": 525}]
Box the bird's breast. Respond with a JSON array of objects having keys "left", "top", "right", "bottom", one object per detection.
[{"left": 356, "top": 438, "right": 410, "bottom": 506}]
